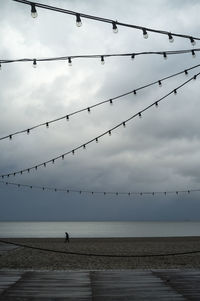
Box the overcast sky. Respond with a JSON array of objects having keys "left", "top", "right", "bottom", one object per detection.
[{"left": 0, "top": 0, "right": 200, "bottom": 221}]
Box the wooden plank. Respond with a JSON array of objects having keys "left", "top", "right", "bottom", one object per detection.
[
  {"left": 1, "top": 270, "right": 200, "bottom": 300},
  {"left": 91, "top": 270, "right": 186, "bottom": 300}
]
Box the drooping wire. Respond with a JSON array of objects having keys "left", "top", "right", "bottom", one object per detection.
[
  {"left": 12, "top": 0, "right": 200, "bottom": 44},
  {"left": 0, "top": 180, "right": 199, "bottom": 197},
  {"left": 1, "top": 72, "right": 199, "bottom": 178},
  {"left": 1, "top": 48, "right": 200, "bottom": 66},
  {"left": 1, "top": 63, "right": 200, "bottom": 142}
]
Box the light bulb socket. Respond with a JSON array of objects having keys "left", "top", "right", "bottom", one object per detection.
[
  {"left": 68, "top": 57, "right": 72, "bottom": 66},
  {"left": 101, "top": 56, "right": 105, "bottom": 65},
  {"left": 163, "top": 52, "right": 167, "bottom": 60},
  {"left": 192, "top": 50, "right": 196, "bottom": 57},
  {"left": 112, "top": 22, "right": 118, "bottom": 33},
  {"left": 33, "top": 59, "right": 37, "bottom": 68},
  {"left": 190, "top": 37, "right": 196, "bottom": 46},
  {"left": 168, "top": 33, "right": 174, "bottom": 43},
  {"left": 76, "top": 13, "right": 82, "bottom": 27},
  {"left": 142, "top": 28, "right": 148, "bottom": 39},
  {"left": 31, "top": 3, "right": 38, "bottom": 18}
]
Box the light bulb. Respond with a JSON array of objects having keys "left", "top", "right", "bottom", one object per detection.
[
  {"left": 142, "top": 28, "right": 148, "bottom": 39},
  {"left": 158, "top": 80, "right": 162, "bottom": 87},
  {"left": 163, "top": 52, "right": 167, "bottom": 60},
  {"left": 190, "top": 37, "right": 196, "bottom": 46},
  {"left": 131, "top": 54, "right": 135, "bottom": 60},
  {"left": 33, "top": 59, "right": 37, "bottom": 68},
  {"left": 192, "top": 50, "right": 196, "bottom": 58},
  {"left": 168, "top": 33, "right": 174, "bottom": 43},
  {"left": 108, "top": 130, "right": 111, "bottom": 136},
  {"left": 174, "top": 89, "right": 177, "bottom": 95},
  {"left": 31, "top": 4, "right": 38, "bottom": 18},
  {"left": 76, "top": 14, "right": 82, "bottom": 27},
  {"left": 101, "top": 56, "right": 105, "bottom": 65},
  {"left": 95, "top": 138, "right": 98, "bottom": 143},
  {"left": 112, "top": 22, "right": 118, "bottom": 33},
  {"left": 68, "top": 57, "right": 72, "bottom": 66},
  {"left": 139, "top": 112, "right": 142, "bottom": 118},
  {"left": 155, "top": 101, "right": 158, "bottom": 108},
  {"left": 184, "top": 70, "right": 188, "bottom": 76},
  {"left": 0, "top": 63, "right": 1, "bottom": 70}
]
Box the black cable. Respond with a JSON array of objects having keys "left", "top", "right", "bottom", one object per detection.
[
  {"left": 1, "top": 49, "right": 200, "bottom": 65},
  {"left": 1, "top": 72, "right": 199, "bottom": 178},
  {"left": 12, "top": 0, "right": 200, "bottom": 43},
  {"left": 0, "top": 180, "right": 199, "bottom": 197},
  {"left": 0, "top": 239, "right": 200, "bottom": 258},
  {"left": 1, "top": 63, "right": 200, "bottom": 142}
]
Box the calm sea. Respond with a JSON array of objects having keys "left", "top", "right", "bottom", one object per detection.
[{"left": 0, "top": 221, "right": 200, "bottom": 238}]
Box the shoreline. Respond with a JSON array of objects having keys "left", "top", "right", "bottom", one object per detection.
[{"left": 1, "top": 237, "right": 200, "bottom": 270}]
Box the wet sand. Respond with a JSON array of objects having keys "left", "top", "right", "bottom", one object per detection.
[{"left": 1, "top": 237, "right": 200, "bottom": 270}]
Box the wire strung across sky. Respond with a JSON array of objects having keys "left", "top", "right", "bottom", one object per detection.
[
  {"left": 0, "top": 48, "right": 199, "bottom": 68},
  {"left": 1, "top": 72, "right": 199, "bottom": 179},
  {"left": 1, "top": 63, "right": 200, "bottom": 142},
  {"left": 1, "top": 180, "right": 200, "bottom": 197},
  {"left": 12, "top": 0, "right": 200, "bottom": 44}
]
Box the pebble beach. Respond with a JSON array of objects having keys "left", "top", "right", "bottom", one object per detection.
[{"left": 1, "top": 237, "right": 200, "bottom": 270}]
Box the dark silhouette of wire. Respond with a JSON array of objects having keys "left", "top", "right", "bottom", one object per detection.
[
  {"left": 12, "top": 0, "right": 200, "bottom": 43},
  {"left": 1, "top": 63, "right": 200, "bottom": 142},
  {"left": 1, "top": 72, "right": 199, "bottom": 179},
  {"left": 0, "top": 239, "right": 200, "bottom": 258},
  {"left": 0, "top": 180, "right": 199, "bottom": 197},
  {"left": 1, "top": 49, "right": 200, "bottom": 65}
]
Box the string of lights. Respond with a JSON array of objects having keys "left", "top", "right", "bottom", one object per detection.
[
  {"left": 12, "top": 0, "right": 200, "bottom": 44},
  {"left": 1, "top": 63, "right": 200, "bottom": 142},
  {"left": 1, "top": 72, "right": 199, "bottom": 179},
  {"left": 0, "top": 48, "right": 199, "bottom": 68},
  {"left": 0, "top": 180, "right": 199, "bottom": 197}
]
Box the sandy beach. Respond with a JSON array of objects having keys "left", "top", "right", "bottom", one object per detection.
[{"left": 1, "top": 237, "right": 200, "bottom": 270}]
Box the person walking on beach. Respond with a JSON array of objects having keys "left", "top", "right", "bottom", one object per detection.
[{"left": 65, "top": 232, "right": 70, "bottom": 243}]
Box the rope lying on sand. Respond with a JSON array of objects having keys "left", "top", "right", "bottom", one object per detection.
[{"left": 1, "top": 239, "right": 200, "bottom": 258}]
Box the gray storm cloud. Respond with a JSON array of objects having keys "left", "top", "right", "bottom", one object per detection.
[{"left": 0, "top": 0, "right": 200, "bottom": 221}]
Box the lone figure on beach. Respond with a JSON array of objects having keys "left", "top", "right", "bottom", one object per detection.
[{"left": 65, "top": 232, "right": 70, "bottom": 243}]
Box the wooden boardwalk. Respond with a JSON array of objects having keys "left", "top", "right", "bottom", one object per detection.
[{"left": 0, "top": 269, "right": 200, "bottom": 300}]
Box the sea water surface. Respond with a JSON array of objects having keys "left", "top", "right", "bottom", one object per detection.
[{"left": 0, "top": 221, "right": 200, "bottom": 238}]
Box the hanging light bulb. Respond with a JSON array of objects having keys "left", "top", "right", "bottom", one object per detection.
[
  {"left": 9, "top": 135, "right": 12, "bottom": 140},
  {"left": 95, "top": 138, "right": 98, "bottom": 143},
  {"left": 139, "top": 112, "right": 142, "bottom": 118},
  {"left": 155, "top": 101, "right": 158, "bottom": 108},
  {"left": 27, "top": 129, "right": 30, "bottom": 134},
  {"left": 62, "top": 155, "right": 64, "bottom": 160},
  {"left": 72, "top": 150, "right": 75, "bottom": 155},
  {"left": 46, "top": 122, "right": 49, "bottom": 128},
  {"left": 131, "top": 54, "right": 135, "bottom": 60},
  {"left": 190, "top": 37, "right": 196, "bottom": 46},
  {"left": 163, "top": 52, "right": 167, "bottom": 60},
  {"left": 68, "top": 57, "right": 72, "bottom": 66},
  {"left": 122, "top": 122, "right": 126, "bottom": 128},
  {"left": 133, "top": 90, "right": 137, "bottom": 95},
  {"left": 142, "top": 28, "right": 148, "bottom": 39},
  {"left": 101, "top": 56, "right": 105, "bottom": 65},
  {"left": 76, "top": 13, "right": 82, "bottom": 27},
  {"left": 31, "top": 3, "right": 38, "bottom": 18},
  {"left": 87, "top": 107, "right": 91, "bottom": 113},
  {"left": 108, "top": 130, "right": 112, "bottom": 136},
  {"left": 158, "top": 80, "right": 162, "bottom": 87},
  {"left": 193, "top": 75, "right": 197, "bottom": 80},
  {"left": 33, "top": 59, "right": 37, "bottom": 68},
  {"left": 168, "top": 33, "right": 174, "bottom": 43},
  {"left": 83, "top": 144, "right": 86, "bottom": 149},
  {"left": 35, "top": 166, "right": 37, "bottom": 170},
  {"left": 184, "top": 70, "right": 188, "bottom": 76},
  {"left": 174, "top": 89, "right": 177, "bottom": 95},
  {"left": 191, "top": 50, "right": 196, "bottom": 58},
  {"left": 66, "top": 115, "right": 69, "bottom": 121},
  {"left": 0, "top": 63, "right": 1, "bottom": 70},
  {"left": 109, "top": 99, "right": 113, "bottom": 105},
  {"left": 112, "top": 21, "right": 118, "bottom": 33}
]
